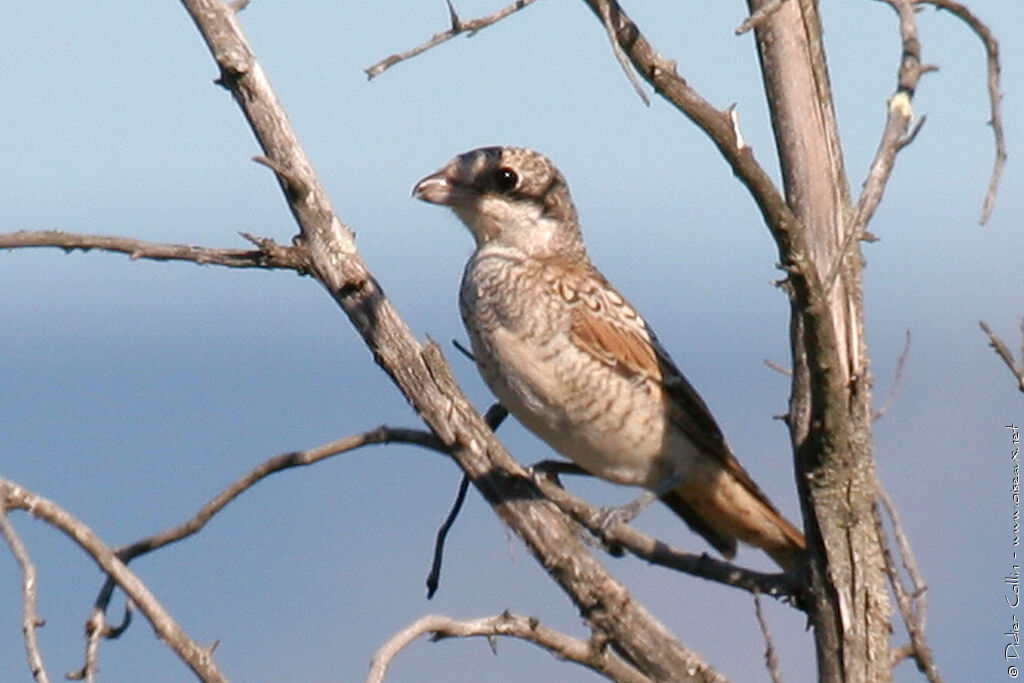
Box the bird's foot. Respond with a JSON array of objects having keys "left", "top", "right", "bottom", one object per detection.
[{"left": 595, "top": 491, "right": 659, "bottom": 533}]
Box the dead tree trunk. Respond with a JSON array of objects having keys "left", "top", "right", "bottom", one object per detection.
[{"left": 749, "top": 1, "right": 892, "bottom": 680}]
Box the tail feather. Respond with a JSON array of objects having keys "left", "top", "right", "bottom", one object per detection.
[{"left": 661, "top": 476, "right": 806, "bottom": 572}]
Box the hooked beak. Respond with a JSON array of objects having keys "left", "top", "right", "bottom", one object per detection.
[{"left": 412, "top": 170, "right": 453, "bottom": 205}]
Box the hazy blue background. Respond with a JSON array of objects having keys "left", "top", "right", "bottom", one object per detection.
[{"left": 1, "top": 1, "right": 1020, "bottom": 681}]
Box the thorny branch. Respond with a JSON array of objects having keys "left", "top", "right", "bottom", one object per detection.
[
  {"left": 979, "top": 320, "right": 1024, "bottom": 393},
  {"left": 0, "top": 507, "right": 49, "bottom": 683},
  {"left": 367, "top": 612, "right": 651, "bottom": 683},
  {"left": 368, "top": 0, "right": 797, "bottom": 247},
  {"left": 0, "top": 230, "right": 310, "bottom": 272},
  {"left": 365, "top": 0, "right": 540, "bottom": 79}
]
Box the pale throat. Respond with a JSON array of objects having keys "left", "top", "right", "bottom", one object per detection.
[{"left": 453, "top": 198, "right": 563, "bottom": 257}]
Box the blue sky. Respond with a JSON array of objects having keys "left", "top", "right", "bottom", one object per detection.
[{"left": 1, "top": 1, "right": 1021, "bottom": 681}]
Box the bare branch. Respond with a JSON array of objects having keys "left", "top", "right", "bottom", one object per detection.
[
  {"left": 979, "top": 320, "right": 1024, "bottom": 393},
  {"left": 0, "top": 230, "right": 309, "bottom": 272},
  {"left": 364, "top": 0, "right": 540, "bottom": 79},
  {"left": 873, "top": 330, "right": 912, "bottom": 420},
  {"left": 0, "top": 507, "right": 50, "bottom": 683},
  {"left": 579, "top": 0, "right": 800, "bottom": 258},
  {"left": 0, "top": 479, "right": 227, "bottom": 683},
  {"left": 367, "top": 612, "right": 651, "bottom": 683},
  {"left": 752, "top": 593, "right": 782, "bottom": 683},
  {"left": 594, "top": 0, "right": 650, "bottom": 105},
  {"left": 853, "top": 0, "right": 938, "bottom": 233},
  {"left": 180, "top": 1, "right": 728, "bottom": 679},
  {"left": 874, "top": 486, "right": 942, "bottom": 682},
  {"left": 763, "top": 358, "right": 792, "bottom": 376},
  {"left": 918, "top": 0, "right": 1006, "bottom": 223},
  {"left": 116, "top": 428, "right": 441, "bottom": 566},
  {"left": 531, "top": 471, "right": 802, "bottom": 602}
]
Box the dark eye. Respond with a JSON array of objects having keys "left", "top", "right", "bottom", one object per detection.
[{"left": 493, "top": 167, "right": 518, "bottom": 193}]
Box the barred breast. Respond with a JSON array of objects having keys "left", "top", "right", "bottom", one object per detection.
[{"left": 460, "top": 246, "right": 686, "bottom": 488}]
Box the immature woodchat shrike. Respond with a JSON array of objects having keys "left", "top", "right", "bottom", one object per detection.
[{"left": 414, "top": 146, "right": 806, "bottom": 570}]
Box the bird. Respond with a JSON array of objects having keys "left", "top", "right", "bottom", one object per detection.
[{"left": 413, "top": 146, "right": 806, "bottom": 571}]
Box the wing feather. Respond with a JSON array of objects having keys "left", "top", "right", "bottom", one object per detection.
[{"left": 559, "top": 267, "right": 787, "bottom": 520}]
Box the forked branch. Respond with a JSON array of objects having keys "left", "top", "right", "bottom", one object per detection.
[
  {"left": 365, "top": 0, "right": 540, "bottom": 79},
  {"left": 0, "top": 479, "right": 227, "bottom": 683}
]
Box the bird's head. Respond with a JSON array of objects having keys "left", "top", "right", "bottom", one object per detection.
[{"left": 413, "top": 146, "right": 584, "bottom": 260}]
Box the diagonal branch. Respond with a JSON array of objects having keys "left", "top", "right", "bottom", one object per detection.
[
  {"left": 367, "top": 612, "right": 651, "bottom": 683},
  {"left": 853, "top": 0, "right": 938, "bottom": 234},
  {"left": 594, "top": 0, "right": 649, "bottom": 105},
  {"left": 0, "top": 479, "right": 227, "bottom": 683},
  {"left": 979, "top": 320, "right": 1024, "bottom": 394},
  {"left": 918, "top": 0, "right": 1006, "bottom": 224},
  {"left": 531, "top": 471, "right": 802, "bottom": 602},
  {"left": 365, "top": 0, "right": 540, "bottom": 79},
  {"left": 579, "top": 0, "right": 800, "bottom": 256},
  {"left": 0, "top": 230, "right": 309, "bottom": 272},
  {"left": 0, "top": 508, "right": 50, "bottom": 683},
  {"left": 752, "top": 593, "right": 782, "bottom": 683},
  {"left": 873, "top": 486, "right": 942, "bottom": 682},
  {"left": 179, "top": 1, "right": 727, "bottom": 680}
]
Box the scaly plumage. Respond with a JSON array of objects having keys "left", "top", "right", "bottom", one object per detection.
[{"left": 414, "top": 146, "right": 805, "bottom": 570}]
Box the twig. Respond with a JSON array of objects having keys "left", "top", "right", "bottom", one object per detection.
[
  {"left": 115, "top": 428, "right": 442, "bottom": 565},
  {"left": 531, "top": 471, "right": 802, "bottom": 602},
  {"left": 979, "top": 320, "right": 1024, "bottom": 393},
  {"left": 873, "top": 330, "right": 911, "bottom": 420},
  {"left": 76, "top": 427, "right": 449, "bottom": 674},
  {"left": 367, "top": 612, "right": 651, "bottom": 683},
  {"left": 594, "top": 0, "right": 650, "bottom": 105},
  {"left": 735, "top": 0, "right": 788, "bottom": 35},
  {"left": 0, "top": 479, "right": 227, "bottom": 683},
  {"left": 763, "top": 358, "right": 792, "bottom": 377},
  {"left": 0, "top": 230, "right": 309, "bottom": 272},
  {"left": 917, "top": 0, "right": 1005, "bottom": 224},
  {"left": 752, "top": 593, "right": 782, "bottom": 683},
  {"left": 853, "top": 0, "right": 938, "bottom": 233},
  {"left": 873, "top": 486, "right": 942, "bottom": 682},
  {"left": 89, "top": 428, "right": 448, "bottom": 624},
  {"left": 364, "top": 0, "right": 540, "bottom": 79},
  {"left": 0, "top": 506, "right": 50, "bottom": 683}
]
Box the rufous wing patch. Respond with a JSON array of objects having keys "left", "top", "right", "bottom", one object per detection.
[{"left": 568, "top": 307, "right": 662, "bottom": 382}]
